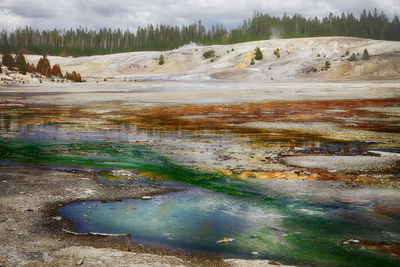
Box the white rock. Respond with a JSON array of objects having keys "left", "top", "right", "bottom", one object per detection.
[
  {"left": 76, "top": 258, "right": 84, "bottom": 265},
  {"left": 217, "top": 238, "right": 235, "bottom": 244}
]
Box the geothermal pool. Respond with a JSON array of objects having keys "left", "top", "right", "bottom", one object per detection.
[{"left": 1, "top": 96, "right": 400, "bottom": 266}]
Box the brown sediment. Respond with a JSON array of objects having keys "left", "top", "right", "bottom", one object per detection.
[
  {"left": 109, "top": 98, "right": 400, "bottom": 135},
  {"left": 233, "top": 169, "right": 367, "bottom": 182},
  {"left": 1, "top": 97, "right": 399, "bottom": 186},
  {"left": 361, "top": 241, "right": 400, "bottom": 258},
  {"left": 371, "top": 206, "right": 400, "bottom": 220},
  {"left": 2, "top": 98, "right": 400, "bottom": 136}
]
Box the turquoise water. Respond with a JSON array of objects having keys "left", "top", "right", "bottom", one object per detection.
[
  {"left": 1, "top": 137, "right": 400, "bottom": 266},
  {"left": 61, "top": 185, "right": 400, "bottom": 266}
]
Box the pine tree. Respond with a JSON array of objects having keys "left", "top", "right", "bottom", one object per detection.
[
  {"left": 362, "top": 49, "right": 370, "bottom": 60},
  {"left": 28, "top": 63, "right": 36, "bottom": 73},
  {"left": 1, "top": 37, "right": 15, "bottom": 69},
  {"left": 52, "top": 64, "right": 63, "bottom": 77},
  {"left": 255, "top": 47, "right": 263, "bottom": 60},
  {"left": 250, "top": 58, "right": 255, "bottom": 65},
  {"left": 159, "top": 54, "right": 164, "bottom": 65},
  {"left": 348, "top": 53, "right": 357, "bottom": 61},
  {"left": 16, "top": 51, "right": 28, "bottom": 74},
  {"left": 36, "top": 55, "right": 52, "bottom": 77}
]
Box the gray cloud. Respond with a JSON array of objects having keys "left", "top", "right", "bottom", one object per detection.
[{"left": 0, "top": 0, "right": 399, "bottom": 31}]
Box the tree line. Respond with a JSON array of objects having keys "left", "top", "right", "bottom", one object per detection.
[{"left": 0, "top": 9, "right": 399, "bottom": 57}]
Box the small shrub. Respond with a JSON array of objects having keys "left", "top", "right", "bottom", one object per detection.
[
  {"left": 362, "top": 49, "right": 370, "bottom": 60},
  {"left": 345, "top": 49, "right": 350, "bottom": 56},
  {"left": 39, "top": 79, "right": 42, "bottom": 83},
  {"left": 250, "top": 58, "right": 255, "bottom": 65},
  {"left": 348, "top": 53, "right": 357, "bottom": 61},
  {"left": 325, "top": 61, "right": 331, "bottom": 69},
  {"left": 65, "top": 71, "right": 83, "bottom": 82},
  {"left": 104, "top": 78, "right": 107, "bottom": 81},
  {"left": 158, "top": 54, "right": 164, "bottom": 65},
  {"left": 227, "top": 50, "right": 230, "bottom": 53},
  {"left": 312, "top": 67, "right": 318, "bottom": 72},
  {"left": 231, "top": 48, "right": 234, "bottom": 51},
  {"left": 317, "top": 53, "right": 321, "bottom": 57},
  {"left": 255, "top": 47, "right": 263, "bottom": 60},
  {"left": 268, "top": 66, "right": 272, "bottom": 70},
  {"left": 273, "top": 49, "right": 280, "bottom": 58},
  {"left": 210, "top": 59, "right": 214, "bottom": 63},
  {"left": 203, "top": 50, "right": 215, "bottom": 59}
]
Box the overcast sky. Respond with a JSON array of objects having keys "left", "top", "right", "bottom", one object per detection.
[{"left": 1, "top": 0, "right": 399, "bottom": 31}]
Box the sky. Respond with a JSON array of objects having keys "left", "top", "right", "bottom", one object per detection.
[{"left": 0, "top": 0, "right": 399, "bottom": 31}]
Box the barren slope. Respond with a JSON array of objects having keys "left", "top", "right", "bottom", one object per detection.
[{"left": 21, "top": 36, "right": 400, "bottom": 82}]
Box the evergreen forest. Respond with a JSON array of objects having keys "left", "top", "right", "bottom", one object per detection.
[{"left": 1, "top": 9, "right": 399, "bottom": 57}]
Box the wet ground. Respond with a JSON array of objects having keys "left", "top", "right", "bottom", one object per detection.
[{"left": 0, "top": 82, "right": 400, "bottom": 266}]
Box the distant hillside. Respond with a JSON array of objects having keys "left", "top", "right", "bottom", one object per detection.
[
  {"left": 1, "top": 9, "right": 400, "bottom": 57},
  {"left": 23, "top": 37, "right": 400, "bottom": 82}
]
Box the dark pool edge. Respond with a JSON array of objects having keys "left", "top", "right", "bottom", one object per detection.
[{"left": 29, "top": 162, "right": 233, "bottom": 267}]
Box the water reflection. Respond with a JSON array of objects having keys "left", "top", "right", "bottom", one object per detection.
[{"left": 61, "top": 186, "right": 400, "bottom": 266}]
